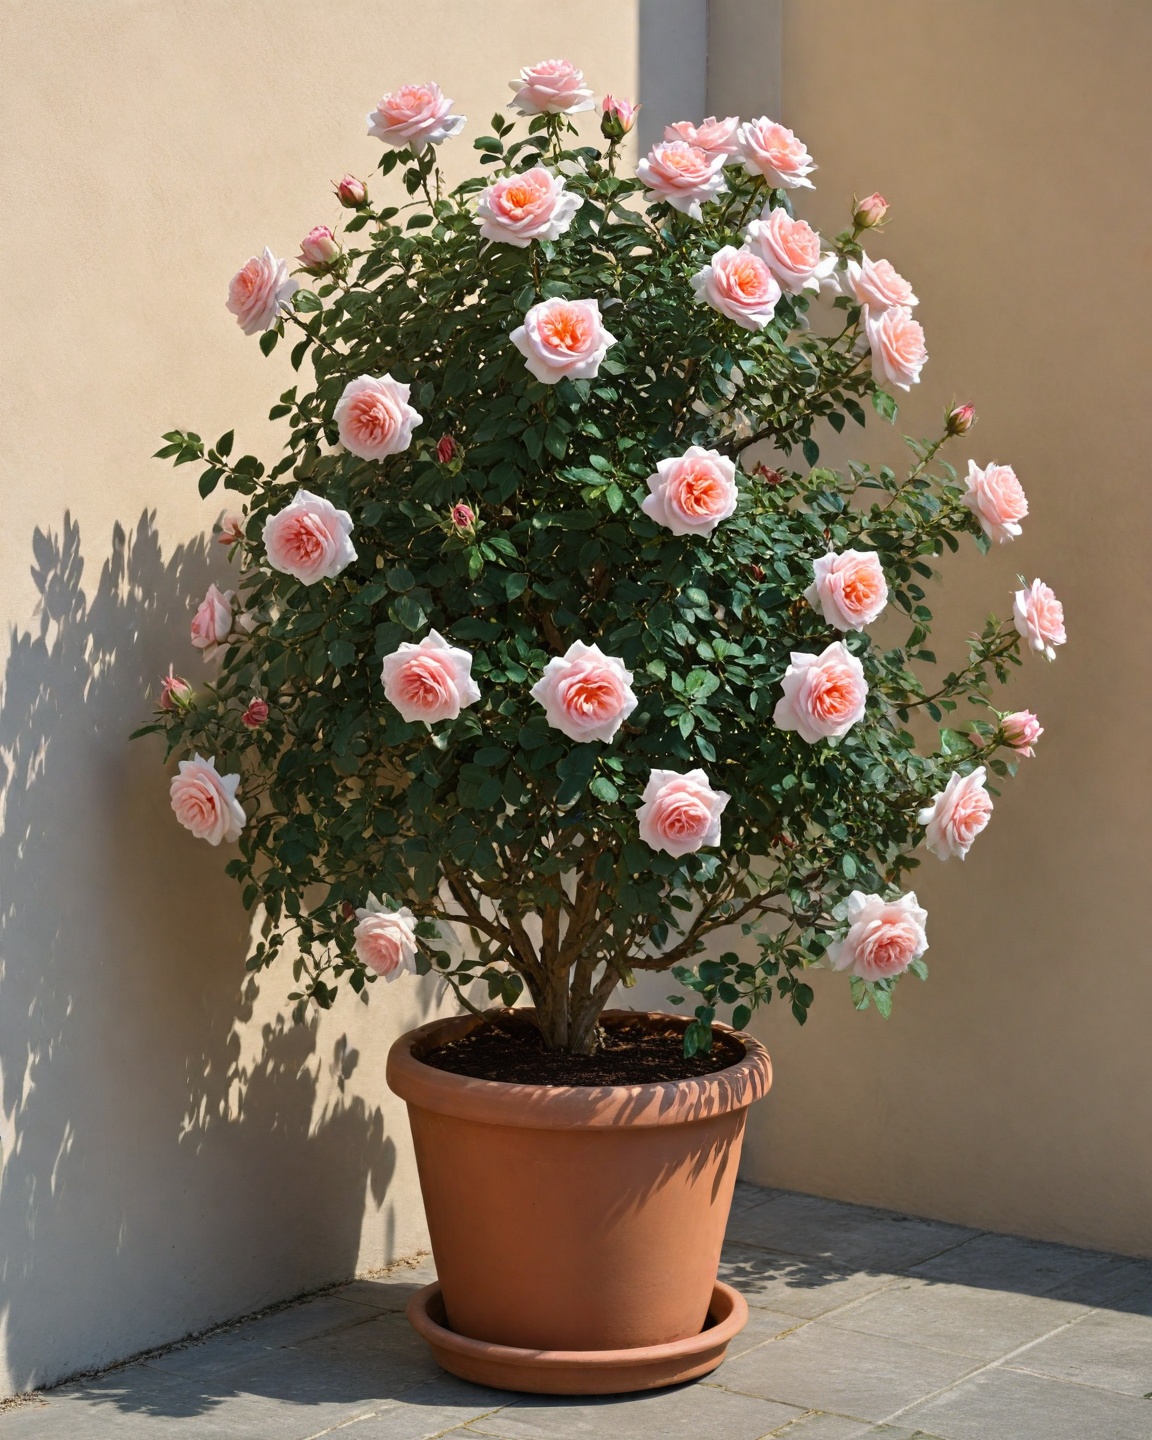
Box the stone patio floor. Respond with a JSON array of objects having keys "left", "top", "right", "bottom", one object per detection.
[{"left": 3, "top": 1182, "right": 1151, "bottom": 1439}]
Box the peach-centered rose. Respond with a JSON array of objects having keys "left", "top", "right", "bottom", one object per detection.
[
  {"left": 691, "top": 245, "right": 782, "bottom": 331},
  {"left": 804, "top": 550, "right": 889, "bottom": 632},
  {"left": 1014, "top": 579, "right": 1066, "bottom": 660},
  {"left": 334, "top": 374, "right": 422, "bottom": 461},
  {"left": 1000, "top": 710, "right": 1043, "bottom": 758},
  {"left": 962, "top": 460, "right": 1028, "bottom": 544},
  {"left": 170, "top": 754, "right": 245, "bottom": 846},
  {"left": 367, "top": 82, "right": 465, "bottom": 152},
  {"left": 744, "top": 209, "right": 835, "bottom": 295},
  {"left": 225, "top": 247, "right": 298, "bottom": 335},
  {"left": 828, "top": 891, "right": 928, "bottom": 981},
  {"left": 773, "top": 642, "right": 868, "bottom": 744},
  {"left": 636, "top": 141, "right": 728, "bottom": 219},
  {"left": 511, "top": 298, "right": 616, "bottom": 384},
  {"left": 736, "top": 118, "right": 815, "bottom": 188},
  {"left": 918, "top": 767, "right": 993, "bottom": 861},
  {"left": 353, "top": 897, "right": 419, "bottom": 980},
  {"left": 380, "top": 630, "right": 481, "bottom": 724},
  {"left": 664, "top": 116, "right": 741, "bottom": 159},
  {"left": 475, "top": 167, "right": 582, "bottom": 248},
  {"left": 642, "top": 447, "right": 739, "bottom": 537},
  {"left": 190, "top": 583, "right": 234, "bottom": 659},
  {"left": 509, "top": 59, "right": 594, "bottom": 115},
  {"left": 530, "top": 641, "right": 638, "bottom": 744},
  {"left": 843, "top": 255, "right": 918, "bottom": 311},
  {"left": 865, "top": 304, "right": 928, "bottom": 391},
  {"left": 262, "top": 489, "right": 357, "bottom": 585},
  {"left": 637, "top": 768, "right": 730, "bottom": 858}
]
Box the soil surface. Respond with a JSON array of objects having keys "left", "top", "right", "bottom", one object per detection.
[{"left": 418, "top": 1012, "right": 745, "bottom": 1087}]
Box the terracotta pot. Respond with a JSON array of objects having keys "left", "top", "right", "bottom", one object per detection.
[{"left": 386, "top": 1010, "right": 772, "bottom": 1358}]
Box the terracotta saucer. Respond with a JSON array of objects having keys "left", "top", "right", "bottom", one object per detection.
[{"left": 405, "top": 1279, "right": 749, "bottom": 1395}]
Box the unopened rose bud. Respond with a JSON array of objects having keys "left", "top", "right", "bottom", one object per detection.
[
  {"left": 749, "top": 563, "right": 766, "bottom": 582},
  {"left": 946, "top": 402, "right": 976, "bottom": 436},
  {"left": 600, "top": 95, "right": 640, "bottom": 142},
  {"left": 159, "top": 668, "right": 193, "bottom": 711},
  {"left": 298, "top": 225, "right": 341, "bottom": 271},
  {"left": 752, "top": 463, "right": 784, "bottom": 487},
  {"left": 241, "top": 697, "right": 269, "bottom": 729},
  {"left": 853, "top": 192, "right": 889, "bottom": 229},
  {"left": 341, "top": 900, "right": 356, "bottom": 919},
  {"left": 451, "top": 502, "right": 475, "bottom": 531},
  {"left": 216, "top": 512, "right": 245, "bottom": 547},
  {"left": 335, "top": 174, "right": 368, "bottom": 208},
  {"left": 1000, "top": 709, "right": 1043, "bottom": 758},
  {"left": 436, "top": 434, "right": 457, "bottom": 465}
]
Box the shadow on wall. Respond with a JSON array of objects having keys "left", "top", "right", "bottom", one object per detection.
[{"left": 0, "top": 513, "right": 400, "bottom": 1392}]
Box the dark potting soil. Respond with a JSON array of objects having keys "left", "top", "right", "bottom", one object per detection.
[{"left": 417, "top": 1013, "right": 746, "bottom": 1087}]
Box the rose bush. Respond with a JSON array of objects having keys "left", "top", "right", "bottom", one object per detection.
[{"left": 142, "top": 63, "right": 1063, "bottom": 1053}]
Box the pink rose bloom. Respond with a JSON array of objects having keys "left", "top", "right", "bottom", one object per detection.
[
  {"left": 744, "top": 210, "right": 835, "bottom": 295},
  {"left": 170, "top": 754, "right": 245, "bottom": 846},
  {"left": 159, "top": 667, "right": 193, "bottom": 711},
  {"left": 828, "top": 891, "right": 928, "bottom": 981},
  {"left": 865, "top": 304, "right": 928, "bottom": 391},
  {"left": 842, "top": 255, "right": 918, "bottom": 310},
  {"left": 736, "top": 118, "right": 815, "bottom": 189},
  {"left": 475, "top": 167, "right": 582, "bottom": 248},
  {"left": 298, "top": 225, "right": 340, "bottom": 270},
  {"left": 636, "top": 141, "right": 728, "bottom": 220},
  {"left": 511, "top": 298, "right": 616, "bottom": 384},
  {"left": 600, "top": 95, "right": 640, "bottom": 139},
  {"left": 854, "top": 193, "right": 889, "bottom": 229},
  {"left": 380, "top": 630, "right": 481, "bottom": 724},
  {"left": 1014, "top": 579, "right": 1066, "bottom": 660},
  {"left": 225, "top": 247, "right": 298, "bottom": 335},
  {"left": 804, "top": 550, "right": 889, "bottom": 632},
  {"left": 262, "top": 489, "right": 357, "bottom": 585},
  {"left": 367, "top": 82, "right": 465, "bottom": 152},
  {"left": 334, "top": 374, "right": 423, "bottom": 460},
  {"left": 509, "top": 59, "right": 594, "bottom": 116},
  {"left": 962, "top": 460, "right": 1028, "bottom": 544},
  {"left": 691, "top": 246, "right": 782, "bottom": 331},
  {"left": 773, "top": 642, "right": 868, "bottom": 744},
  {"left": 642, "top": 447, "right": 738, "bottom": 537},
  {"left": 241, "top": 697, "right": 269, "bottom": 730},
  {"left": 353, "top": 896, "right": 418, "bottom": 980},
  {"left": 637, "top": 768, "right": 730, "bottom": 858},
  {"left": 1001, "top": 710, "right": 1043, "bottom": 758},
  {"left": 664, "top": 116, "right": 741, "bottom": 160},
  {"left": 190, "top": 583, "right": 234, "bottom": 659},
  {"left": 530, "top": 641, "right": 638, "bottom": 743},
  {"left": 918, "top": 766, "right": 993, "bottom": 861}
]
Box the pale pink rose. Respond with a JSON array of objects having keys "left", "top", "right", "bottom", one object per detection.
[
  {"left": 509, "top": 59, "right": 594, "bottom": 115},
  {"left": 367, "top": 82, "right": 465, "bottom": 152},
  {"left": 918, "top": 766, "right": 993, "bottom": 861},
  {"left": 828, "top": 891, "right": 928, "bottom": 981},
  {"left": 1013, "top": 579, "right": 1066, "bottom": 660},
  {"left": 216, "top": 513, "right": 245, "bottom": 547},
  {"left": 334, "top": 374, "right": 423, "bottom": 460},
  {"left": 864, "top": 304, "right": 928, "bottom": 391},
  {"left": 842, "top": 255, "right": 918, "bottom": 310},
  {"left": 804, "top": 550, "right": 889, "bottom": 632},
  {"left": 637, "top": 768, "right": 729, "bottom": 858},
  {"left": 335, "top": 174, "right": 368, "bottom": 208},
  {"left": 962, "top": 460, "right": 1028, "bottom": 544},
  {"left": 158, "top": 668, "right": 193, "bottom": 711},
  {"left": 600, "top": 96, "right": 640, "bottom": 139},
  {"left": 736, "top": 118, "right": 815, "bottom": 189},
  {"left": 262, "top": 489, "right": 357, "bottom": 585},
  {"left": 854, "top": 193, "right": 889, "bottom": 229},
  {"left": 225, "top": 247, "right": 298, "bottom": 335},
  {"left": 511, "top": 298, "right": 616, "bottom": 384},
  {"left": 691, "top": 245, "right": 782, "bottom": 331},
  {"left": 773, "top": 642, "right": 868, "bottom": 744},
  {"left": 530, "top": 641, "right": 638, "bottom": 743},
  {"left": 190, "top": 583, "right": 234, "bottom": 659},
  {"left": 353, "top": 896, "right": 418, "bottom": 980},
  {"left": 380, "top": 629, "right": 481, "bottom": 724},
  {"left": 664, "top": 116, "right": 741, "bottom": 160},
  {"left": 636, "top": 141, "right": 728, "bottom": 219},
  {"left": 475, "top": 167, "right": 582, "bottom": 248},
  {"left": 241, "top": 697, "right": 269, "bottom": 730},
  {"left": 642, "top": 447, "right": 739, "bottom": 537},
  {"left": 1001, "top": 710, "right": 1043, "bottom": 758},
  {"left": 298, "top": 225, "right": 340, "bottom": 270},
  {"left": 170, "top": 754, "right": 245, "bottom": 845},
  {"left": 744, "top": 209, "right": 835, "bottom": 295}
]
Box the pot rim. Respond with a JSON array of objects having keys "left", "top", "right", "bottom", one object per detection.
[{"left": 386, "top": 1009, "right": 772, "bottom": 1130}]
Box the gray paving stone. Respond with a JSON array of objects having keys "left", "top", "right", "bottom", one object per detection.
[
  {"left": 727, "top": 1193, "right": 977, "bottom": 1273},
  {"left": 334, "top": 1375, "right": 509, "bottom": 1438},
  {"left": 724, "top": 1307, "right": 806, "bottom": 1359},
  {"left": 909, "top": 1231, "right": 1115, "bottom": 1297},
  {"left": 898, "top": 1365, "right": 1152, "bottom": 1440},
  {"left": 1046, "top": 1256, "right": 1152, "bottom": 1314},
  {"left": 341, "top": 1257, "right": 439, "bottom": 1312},
  {"left": 720, "top": 1241, "right": 899, "bottom": 1320},
  {"left": 730, "top": 1179, "right": 781, "bottom": 1214},
  {"left": 717, "top": 1321, "right": 976, "bottom": 1422},
  {"left": 1005, "top": 1307, "right": 1152, "bottom": 1397},
  {"left": 772, "top": 1422, "right": 944, "bottom": 1440}
]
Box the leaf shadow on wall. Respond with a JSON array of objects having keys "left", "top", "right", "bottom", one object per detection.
[{"left": 0, "top": 513, "right": 400, "bottom": 1393}]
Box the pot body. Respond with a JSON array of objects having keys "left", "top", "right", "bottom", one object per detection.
[{"left": 386, "top": 1011, "right": 772, "bottom": 1352}]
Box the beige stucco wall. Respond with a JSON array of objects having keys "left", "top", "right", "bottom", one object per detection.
[
  {"left": 710, "top": 0, "right": 1152, "bottom": 1257},
  {"left": 0, "top": 0, "right": 688, "bottom": 1395}
]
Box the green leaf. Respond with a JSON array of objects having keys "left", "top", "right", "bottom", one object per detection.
[{"left": 258, "top": 328, "right": 279, "bottom": 356}]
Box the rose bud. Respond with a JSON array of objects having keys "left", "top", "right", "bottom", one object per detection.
[
  {"left": 341, "top": 900, "right": 356, "bottom": 919},
  {"left": 216, "top": 512, "right": 245, "bottom": 547},
  {"left": 159, "top": 668, "right": 194, "bottom": 711},
  {"left": 451, "top": 502, "right": 476, "bottom": 531},
  {"left": 600, "top": 95, "right": 640, "bottom": 141},
  {"left": 436, "top": 434, "right": 457, "bottom": 465},
  {"left": 241, "top": 697, "right": 270, "bottom": 729},
  {"left": 1000, "top": 709, "right": 1043, "bottom": 758},
  {"left": 946, "top": 402, "right": 976, "bottom": 436},
  {"left": 298, "top": 225, "right": 341, "bottom": 271},
  {"left": 853, "top": 192, "right": 889, "bottom": 229},
  {"left": 749, "top": 563, "right": 766, "bottom": 582},
  {"left": 752, "top": 463, "right": 784, "bottom": 487},
  {"left": 335, "top": 174, "right": 368, "bottom": 208}
]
